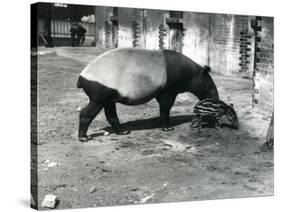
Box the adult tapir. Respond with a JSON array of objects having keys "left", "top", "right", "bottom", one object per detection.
[{"left": 77, "top": 48, "right": 219, "bottom": 142}]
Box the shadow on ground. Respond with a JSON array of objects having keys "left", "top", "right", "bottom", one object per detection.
[{"left": 100, "top": 115, "right": 193, "bottom": 134}]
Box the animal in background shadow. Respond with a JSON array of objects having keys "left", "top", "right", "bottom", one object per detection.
[{"left": 70, "top": 23, "right": 87, "bottom": 47}]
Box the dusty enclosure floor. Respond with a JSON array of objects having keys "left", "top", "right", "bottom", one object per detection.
[{"left": 32, "top": 47, "right": 273, "bottom": 210}]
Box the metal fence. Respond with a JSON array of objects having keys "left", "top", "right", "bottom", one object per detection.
[{"left": 50, "top": 20, "right": 96, "bottom": 38}]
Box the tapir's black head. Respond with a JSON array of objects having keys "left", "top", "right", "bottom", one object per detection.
[{"left": 192, "top": 66, "right": 219, "bottom": 100}]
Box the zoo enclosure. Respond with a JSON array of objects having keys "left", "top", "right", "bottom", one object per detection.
[
  {"left": 31, "top": 3, "right": 274, "bottom": 113},
  {"left": 36, "top": 3, "right": 96, "bottom": 46}
]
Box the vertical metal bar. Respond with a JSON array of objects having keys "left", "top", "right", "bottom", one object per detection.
[
  {"left": 59, "top": 20, "right": 62, "bottom": 38},
  {"left": 65, "top": 21, "right": 68, "bottom": 38},
  {"left": 57, "top": 21, "right": 59, "bottom": 38},
  {"left": 53, "top": 20, "right": 56, "bottom": 37},
  {"left": 46, "top": 3, "right": 53, "bottom": 47},
  {"left": 56, "top": 21, "right": 58, "bottom": 37}
]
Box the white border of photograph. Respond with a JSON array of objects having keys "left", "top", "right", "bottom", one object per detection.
[{"left": 0, "top": 0, "right": 279, "bottom": 212}]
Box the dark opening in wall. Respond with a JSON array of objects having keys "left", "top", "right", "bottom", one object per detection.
[
  {"left": 169, "top": 11, "right": 183, "bottom": 19},
  {"left": 167, "top": 22, "right": 184, "bottom": 53},
  {"left": 166, "top": 11, "right": 184, "bottom": 53},
  {"left": 113, "top": 7, "right": 118, "bottom": 16},
  {"left": 110, "top": 8, "right": 119, "bottom": 48}
]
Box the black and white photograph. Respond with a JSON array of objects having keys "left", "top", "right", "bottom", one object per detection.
[{"left": 29, "top": 0, "right": 274, "bottom": 210}]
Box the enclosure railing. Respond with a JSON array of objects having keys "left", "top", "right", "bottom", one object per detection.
[{"left": 50, "top": 20, "right": 96, "bottom": 38}]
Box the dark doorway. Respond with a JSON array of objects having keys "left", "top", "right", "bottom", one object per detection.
[
  {"left": 111, "top": 21, "right": 118, "bottom": 48},
  {"left": 167, "top": 11, "right": 184, "bottom": 53},
  {"left": 169, "top": 23, "right": 184, "bottom": 53},
  {"left": 110, "top": 7, "right": 119, "bottom": 48}
]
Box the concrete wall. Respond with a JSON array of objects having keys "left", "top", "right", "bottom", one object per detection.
[
  {"left": 145, "top": 9, "right": 168, "bottom": 50},
  {"left": 94, "top": 7, "right": 273, "bottom": 112},
  {"left": 253, "top": 17, "right": 274, "bottom": 112},
  {"left": 95, "top": 7, "right": 169, "bottom": 49},
  {"left": 182, "top": 12, "right": 210, "bottom": 66},
  {"left": 117, "top": 8, "right": 168, "bottom": 49},
  {"left": 209, "top": 14, "right": 239, "bottom": 76},
  {"left": 95, "top": 6, "right": 113, "bottom": 48},
  {"left": 118, "top": 7, "right": 135, "bottom": 47},
  {"left": 95, "top": 8, "right": 259, "bottom": 76}
]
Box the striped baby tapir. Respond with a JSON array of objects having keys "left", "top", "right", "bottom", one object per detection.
[{"left": 190, "top": 98, "right": 239, "bottom": 135}]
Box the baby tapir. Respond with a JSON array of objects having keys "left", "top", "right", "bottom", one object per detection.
[
  {"left": 77, "top": 48, "right": 219, "bottom": 142},
  {"left": 190, "top": 98, "right": 239, "bottom": 136}
]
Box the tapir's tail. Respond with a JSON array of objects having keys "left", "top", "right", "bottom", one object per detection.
[{"left": 77, "top": 76, "right": 83, "bottom": 88}]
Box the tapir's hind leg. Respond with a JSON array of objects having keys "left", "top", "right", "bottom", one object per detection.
[
  {"left": 156, "top": 94, "right": 177, "bottom": 131},
  {"left": 104, "top": 103, "right": 130, "bottom": 135},
  {"left": 78, "top": 101, "right": 103, "bottom": 142}
]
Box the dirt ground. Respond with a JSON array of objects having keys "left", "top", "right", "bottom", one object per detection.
[{"left": 32, "top": 47, "right": 273, "bottom": 210}]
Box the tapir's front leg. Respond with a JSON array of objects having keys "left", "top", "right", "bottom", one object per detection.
[
  {"left": 78, "top": 101, "right": 103, "bottom": 142},
  {"left": 156, "top": 94, "right": 177, "bottom": 131}
]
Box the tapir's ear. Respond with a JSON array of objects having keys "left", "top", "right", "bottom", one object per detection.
[
  {"left": 203, "top": 65, "right": 211, "bottom": 73},
  {"left": 230, "top": 103, "right": 234, "bottom": 108}
]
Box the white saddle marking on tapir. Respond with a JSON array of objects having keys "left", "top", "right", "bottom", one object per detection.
[{"left": 80, "top": 48, "right": 168, "bottom": 100}]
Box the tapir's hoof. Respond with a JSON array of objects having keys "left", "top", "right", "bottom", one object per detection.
[
  {"left": 78, "top": 137, "right": 89, "bottom": 142},
  {"left": 116, "top": 130, "right": 131, "bottom": 135},
  {"left": 162, "top": 127, "right": 175, "bottom": 132}
]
